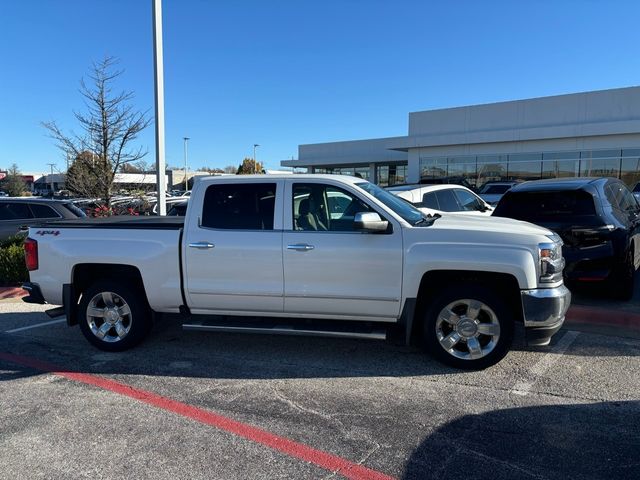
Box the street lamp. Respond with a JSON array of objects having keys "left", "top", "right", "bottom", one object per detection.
[
  {"left": 253, "top": 143, "right": 260, "bottom": 174},
  {"left": 183, "top": 136, "right": 190, "bottom": 191}
]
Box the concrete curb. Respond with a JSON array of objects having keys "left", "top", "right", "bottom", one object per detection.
[{"left": 0, "top": 287, "right": 26, "bottom": 300}]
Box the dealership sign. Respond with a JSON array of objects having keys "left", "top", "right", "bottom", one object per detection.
[{"left": 0, "top": 171, "right": 6, "bottom": 180}]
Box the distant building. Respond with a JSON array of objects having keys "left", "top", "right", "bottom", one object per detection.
[{"left": 282, "top": 86, "right": 640, "bottom": 187}]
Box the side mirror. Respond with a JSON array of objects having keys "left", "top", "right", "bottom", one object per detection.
[{"left": 354, "top": 212, "right": 389, "bottom": 232}]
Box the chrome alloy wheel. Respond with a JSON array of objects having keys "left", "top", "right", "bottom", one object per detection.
[
  {"left": 435, "top": 298, "right": 501, "bottom": 360},
  {"left": 86, "top": 291, "right": 133, "bottom": 343}
]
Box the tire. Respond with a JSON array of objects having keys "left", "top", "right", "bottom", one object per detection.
[
  {"left": 77, "top": 279, "right": 152, "bottom": 352},
  {"left": 609, "top": 248, "right": 635, "bottom": 301},
  {"left": 423, "top": 284, "right": 514, "bottom": 370}
]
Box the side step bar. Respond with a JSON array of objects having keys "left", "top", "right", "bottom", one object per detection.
[{"left": 182, "top": 318, "right": 387, "bottom": 341}]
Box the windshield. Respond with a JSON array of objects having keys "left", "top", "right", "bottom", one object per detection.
[{"left": 356, "top": 182, "right": 424, "bottom": 225}]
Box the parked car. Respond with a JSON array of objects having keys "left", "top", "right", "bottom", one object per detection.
[
  {"left": 23, "top": 174, "right": 570, "bottom": 370},
  {"left": 167, "top": 200, "right": 188, "bottom": 216},
  {"left": 478, "top": 181, "right": 519, "bottom": 205},
  {"left": 493, "top": 177, "right": 640, "bottom": 300},
  {"left": 419, "top": 176, "right": 478, "bottom": 192},
  {"left": 632, "top": 182, "right": 640, "bottom": 203},
  {"left": 386, "top": 184, "right": 493, "bottom": 216},
  {"left": 0, "top": 198, "right": 86, "bottom": 241},
  {"left": 0, "top": 191, "right": 8, "bottom": 197}
]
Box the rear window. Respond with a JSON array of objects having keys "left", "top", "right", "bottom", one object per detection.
[
  {"left": 0, "top": 202, "right": 32, "bottom": 220},
  {"left": 494, "top": 190, "right": 596, "bottom": 220},
  {"left": 202, "top": 183, "right": 276, "bottom": 230},
  {"left": 29, "top": 203, "right": 61, "bottom": 219},
  {"left": 63, "top": 203, "right": 87, "bottom": 217}
]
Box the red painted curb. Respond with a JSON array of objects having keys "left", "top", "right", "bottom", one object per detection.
[
  {"left": 566, "top": 304, "right": 640, "bottom": 331},
  {"left": 0, "top": 352, "right": 395, "bottom": 480},
  {"left": 0, "top": 287, "right": 26, "bottom": 300}
]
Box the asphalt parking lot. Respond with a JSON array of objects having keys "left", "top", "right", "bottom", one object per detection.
[{"left": 1, "top": 298, "right": 639, "bottom": 480}]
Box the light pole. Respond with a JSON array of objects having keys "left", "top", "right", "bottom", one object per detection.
[
  {"left": 152, "top": 0, "right": 167, "bottom": 215},
  {"left": 47, "top": 163, "right": 56, "bottom": 195},
  {"left": 253, "top": 144, "right": 260, "bottom": 174},
  {"left": 183, "top": 136, "right": 190, "bottom": 191}
]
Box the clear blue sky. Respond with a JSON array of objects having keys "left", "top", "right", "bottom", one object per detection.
[{"left": 1, "top": 0, "right": 639, "bottom": 173}]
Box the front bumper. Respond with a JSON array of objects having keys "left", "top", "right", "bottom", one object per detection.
[{"left": 521, "top": 285, "right": 571, "bottom": 346}]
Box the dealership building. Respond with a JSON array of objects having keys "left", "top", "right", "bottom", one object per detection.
[{"left": 282, "top": 86, "right": 640, "bottom": 188}]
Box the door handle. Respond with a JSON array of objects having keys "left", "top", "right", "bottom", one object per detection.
[
  {"left": 189, "top": 242, "right": 215, "bottom": 249},
  {"left": 287, "top": 243, "right": 315, "bottom": 251}
]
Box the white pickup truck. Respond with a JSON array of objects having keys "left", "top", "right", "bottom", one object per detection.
[{"left": 22, "top": 174, "right": 571, "bottom": 369}]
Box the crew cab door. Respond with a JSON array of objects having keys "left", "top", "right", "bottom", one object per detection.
[
  {"left": 183, "top": 179, "right": 284, "bottom": 314},
  {"left": 283, "top": 179, "right": 403, "bottom": 320}
]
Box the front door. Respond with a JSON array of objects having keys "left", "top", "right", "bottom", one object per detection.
[{"left": 283, "top": 180, "right": 403, "bottom": 320}]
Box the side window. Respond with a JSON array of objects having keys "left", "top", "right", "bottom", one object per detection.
[
  {"left": 30, "top": 204, "right": 61, "bottom": 219},
  {"left": 453, "top": 189, "right": 481, "bottom": 211},
  {"left": 293, "top": 183, "right": 374, "bottom": 231},
  {"left": 201, "top": 183, "right": 276, "bottom": 230},
  {"left": 606, "top": 183, "right": 633, "bottom": 211},
  {"left": 434, "top": 189, "right": 461, "bottom": 212},
  {"left": 420, "top": 192, "right": 439, "bottom": 210},
  {"left": 0, "top": 203, "right": 32, "bottom": 220},
  {"left": 620, "top": 186, "right": 638, "bottom": 211}
]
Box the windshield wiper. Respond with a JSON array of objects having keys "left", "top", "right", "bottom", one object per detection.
[{"left": 414, "top": 213, "right": 441, "bottom": 226}]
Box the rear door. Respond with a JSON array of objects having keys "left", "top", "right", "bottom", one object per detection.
[{"left": 183, "top": 180, "right": 285, "bottom": 314}]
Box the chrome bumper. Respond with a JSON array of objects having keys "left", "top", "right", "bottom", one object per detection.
[{"left": 521, "top": 285, "right": 571, "bottom": 328}]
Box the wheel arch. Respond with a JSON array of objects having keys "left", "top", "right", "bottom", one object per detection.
[
  {"left": 68, "top": 263, "right": 150, "bottom": 325},
  {"left": 406, "top": 270, "right": 522, "bottom": 346}
]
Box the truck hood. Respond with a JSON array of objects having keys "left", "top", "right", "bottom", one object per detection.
[{"left": 428, "top": 213, "right": 553, "bottom": 237}]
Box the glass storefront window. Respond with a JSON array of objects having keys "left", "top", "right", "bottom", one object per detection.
[
  {"left": 580, "top": 150, "right": 620, "bottom": 178},
  {"left": 477, "top": 155, "right": 507, "bottom": 186}
]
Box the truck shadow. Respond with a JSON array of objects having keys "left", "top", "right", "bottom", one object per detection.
[
  {"left": 0, "top": 311, "right": 638, "bottom": 383},
  {"left": 402, "top": 400, "right": 640, "bottom": 480}
]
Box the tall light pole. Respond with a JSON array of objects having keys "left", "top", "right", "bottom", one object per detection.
[
  {"left": 183, "top": 136, "right": 190, "bottom": 191},
  {"left": 47, "top": 163, "right": 56, "bottom": 195},
  {"left": 152, "top": 0, "right": 167, "bottom": 215},
  {"left": 253, "top": 144, "right": 260, "bottom": 174}
]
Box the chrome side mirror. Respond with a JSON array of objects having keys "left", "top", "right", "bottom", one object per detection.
[{"left": 354, "top": 212, "right": 389, "bottom": 232}]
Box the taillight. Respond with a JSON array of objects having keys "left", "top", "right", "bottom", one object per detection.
[{"left": 24, "top": 237, "right": 38, "bottom": 271}]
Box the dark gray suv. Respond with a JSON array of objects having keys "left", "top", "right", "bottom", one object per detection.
[{"left": 0, "top": 198, "right": 86, "bottom": 241}]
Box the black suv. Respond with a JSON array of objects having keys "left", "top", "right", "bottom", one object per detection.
[
  {"left": 0, "top": 198, "right": 86, "bottom": 241},
  {"left": 493, "top": 177, "right": 640, "bottom": 299}
]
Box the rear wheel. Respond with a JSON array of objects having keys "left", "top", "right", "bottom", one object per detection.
[
  {"left": 77, "top": 280, "right": 152, "bottom": 351},
  {"left": 423, "top": 285, "right": 514, "bottom": 370}
]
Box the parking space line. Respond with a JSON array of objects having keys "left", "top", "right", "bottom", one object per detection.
[
  {"left": 5, "top": 319, "right": 66, "bottom": 333},
  {"left": 511, "top": 330, "right": 580, "bottom": 396},
  {"left": 0, "top": 351, "right": 394, "bottom": 480}
]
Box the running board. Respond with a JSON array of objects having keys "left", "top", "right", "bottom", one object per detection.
[{"left": 182, "top": 317, "right": 387, "bottom": 341}]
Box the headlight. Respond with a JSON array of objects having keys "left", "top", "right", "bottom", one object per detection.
[{"left": 539, "top": 235, "right": 565, "bottom": 284}]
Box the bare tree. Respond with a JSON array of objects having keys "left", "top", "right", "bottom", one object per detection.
[{"left": 43, "top": 57, "right": 151, "bottom": 206}]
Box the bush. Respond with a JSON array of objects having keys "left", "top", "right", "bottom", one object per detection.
[
  {"left": 0, "top": 234, "right": 26, "bottom": 249},
  {"left": 0, "top": 243, "right": 28, "bottom": 285}
]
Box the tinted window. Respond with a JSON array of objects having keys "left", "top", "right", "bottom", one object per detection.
[
  {"left": 63, "top": 203, "right": 87, "bottom": 217},
  {"left": 202, "top": 183, "right": 276, "bottom": 230},
  {"left": 0, "top": 202, "right": 32, "bottom": 220},
  {"left": 421, "top": 192, "right": 439, "bottom": 209},
  {"left": 494, "top": 190, "right": 596, "bottom": 220},
  {"left": 454, "top": 189, "right": 481, "bottom": 211},
  {"left": 29, "top": 203, "right": 61, "bottom": 219},
  {"left": 607, "top": 182, "right": 638, "bottom": 212},
  {"left": 434, "top": 190, "right": 460, "bottom": 212}
]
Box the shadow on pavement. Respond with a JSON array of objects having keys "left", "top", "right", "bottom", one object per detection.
[{"left": 403, "top": 401, "right": 640, "bottom": 480}]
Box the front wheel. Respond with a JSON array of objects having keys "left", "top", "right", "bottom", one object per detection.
[
  {"left": 77, "top": 280, "right": 152, "bottom": 351},
  {"left": 423, "top": 285, "right": 514, "bottom": 370}
]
